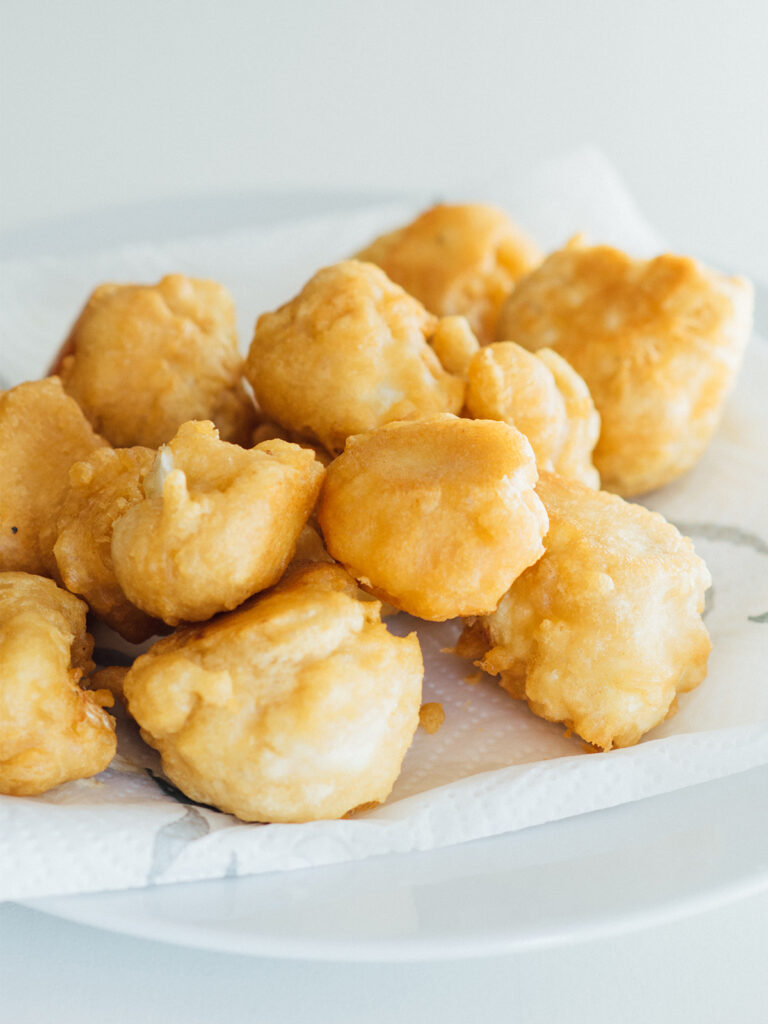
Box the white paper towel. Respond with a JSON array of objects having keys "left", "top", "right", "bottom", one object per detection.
[{"left": 1, "top": 151, "right": 766, "bottom": 902}]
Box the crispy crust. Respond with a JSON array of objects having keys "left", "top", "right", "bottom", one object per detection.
[
  {"left": 496, "top": 243, "right": 753, "bottom": 495},
  {"left": 245, "top": 261, "right": 465, "bottom": 455},
  {"left": 123, "top": 563, "right": 423, "bottom": 822},
  {"left": 460, "top": 472, "right": 712, "bottom": 749},
  {"left": 111, "top": 421, "right": 325, "bottom": 624},
  {"left": 465, "top": 341, "right": 600, "bottom": 488},
  {"left": 54, "top": 446, "right": 163, "bottom": 643},
  {"left": 317, "top": 415, "right": 548, "bottom": 621},
  {"left": 0, "top": 572, "right": 116, "bottom": 795},
  {"left": 0, "top": 378, "right": 107, "bottom": 578},
  {"left": 59, "top": 274, "right": 256, "bottom": 448},
  {"left": 357, "top": 204, "right": 541, "bottom": 343}
]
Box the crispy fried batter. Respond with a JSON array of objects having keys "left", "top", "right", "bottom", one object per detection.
[
  {"left": 0, "top": 573, "right": 116, "bottom": 795},
  {"left": 54, "top": 446, "right": 163, "bottom": 642},
  {"left": 465, "top": 341, "right": 600, "bottom": 488},
  {"left": 429, "top": 316, "right": 481, "bottom": 377},
  {"left": 496, "top": 242, "right": 753, "bottom": 495},
  {"left": 59, "top": 274, "right": 256, "bottom": 448},
  {"left": 317, "top": 415, "right": 548, "bottom": 621},
  {"left": 245, "top": 261, "right": 465, "bottom": 454},
  {"left": 111, "top": 421, "right": 325, "bottom": 625},
  {"left": 418, "top": 702, "right": 445, "bottom": 734},
  {"left": 123, "top": 563, "right": 423, "bottom": 822},
  {"left": 0, "top": 378, "right": 107, "bottom": 578},
  {"left": 458, "top": 473, "right": 712, "bottom": 750},
  {"left": 357, "top": 204, "right": 541, "bottom": 343}
]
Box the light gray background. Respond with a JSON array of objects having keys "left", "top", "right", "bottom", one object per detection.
[
  {"left": 1, "top": 2, "right": 767, "bottom": 1020},
  {"left": 1, "top": 0, "right": 766, "bottom": 280}
]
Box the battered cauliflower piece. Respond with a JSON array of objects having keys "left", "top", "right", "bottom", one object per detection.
[
  {"left": 58, "top": 274, "right": 256, "bottom": 448},
  {"left": 245, "top": 261, "right": 465, "bottom": 455},
  {"left": 317, "top": 415, "right": 548, "bottom": 621},
  {"left": 123, "top": 563, "right": 423, "bottom": 822},
  {"left": 111, "top": 421, "right": 325, "bottom": 625},
  {"left": 496, "top": 242, "right": 754, "bottom": 496},
  {"left": 0, "top": 573, "right": 116, "bottom": 795},
  {"left": 458, "top": 473, "right": 712, "bottom": 750},
  {"left": 0, "top": 378, "right": 107, "bottom": 578},
  {"left": 428, "top": 315, "right": 480, "bottom": 377},
  {"left": 357, "top": 203, "right": 541, "bottom": 343},
  {"left": 54, "top": 446, "right": 164, "bottom": 643},
  {"left": 465, "top": 341, "right": 600, "bottom": 488}
]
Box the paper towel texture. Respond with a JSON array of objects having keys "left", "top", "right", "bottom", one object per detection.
[{"left": 1, "top": 152, "right": 766, "bottom": 901}]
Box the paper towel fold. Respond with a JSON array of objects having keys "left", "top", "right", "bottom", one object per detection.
[{"left": 1, "top": 150, "right": 766, "bottom": 902}]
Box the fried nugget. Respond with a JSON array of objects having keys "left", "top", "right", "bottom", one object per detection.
[
  {"left": 458, "top": 473, "right": 712, "bottom": 750},
  {"left": 465, "top": 341, "right": 600, "bottom": 488},
  {"left": 245, "top": 261, "right": 465, "bottom": 455},
  {"left": 111, "top": 421, "right": 325, "bottom": 625},
  {"left": 0, "top": 573, "right": 116, "bottom": 795},
  {"left": 123, "top": 563, "right": 423, "bottom": 822},
  {"left": 58, "top": 274, "right": 256, "bottom": 448},
  {"left": 54, "top": 446, "right": 164, "bottom": 643},
  {"left": 0, "top": 378, "right": 107, "bottom": 578},
  {"left": 317, "top": 415, "right": 548, "bottom": 621},
  {"left": 357, "top": 203, "right": 541, "bottom": 343},
  {"left": 429, "top": 316, "right": 481, "bottom": 377},
  {"left": 496, "top": 242, "right": 753, "bottom": 496}
]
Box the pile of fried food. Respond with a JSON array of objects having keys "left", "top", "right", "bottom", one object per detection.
[{"left": 0, "top": 204, "right": 754, "bottom": 822}]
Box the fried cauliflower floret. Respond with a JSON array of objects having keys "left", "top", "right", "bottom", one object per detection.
[
  {"left": 0, "top": 573, "right": 116, "bottom": 795},
  {"left": 0, "top": 378, "right": 107, "bottom": 578},
  {"left": 465, "top": 341, "right": 600, "bottom": 488},
  {"left": 245, "top": 261, "right": 465, "bottom": 455},
  {"left": 123, "top": 563, "right": 423, "bottom": 822},
  {"left": 111, "top": 421, "right": 325, "bottom": 625},
  {"left": 357, "top": 203, "right": 541, "bottom": 343},
  {"left": 458, "top": 473, "right": 712, "bottom": 750},
  {"left": 317, "top": 415, "right": 548, "bottom": 621},
  {"left": 58, "top": 274, "right": 256, "bottom": 448},
  {"left": 496, "top": 242, "right": 753, "bottom": 496},
  {"left": 429, "top": 316, "right": 481, "bottom": 377},
  {"left": 54, "top": 446, "right": 163, "bottom": 643}
]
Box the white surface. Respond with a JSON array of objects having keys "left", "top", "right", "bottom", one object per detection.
[
  {"left": 1, "top": 0, "right": 767, "bottom": 282},
  {"left": 3, "top": 166, "right": 767, "bottom": 906},
  {"left": 4, "top": 885, "right": 768, "bottom": 1024}
]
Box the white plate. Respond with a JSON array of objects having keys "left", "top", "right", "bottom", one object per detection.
[
  {"left": 6, "top": 195, "right": 768, "bottom": 961},
  {"left": 22, "top": 762, "right": 768, "bottom": 960}
]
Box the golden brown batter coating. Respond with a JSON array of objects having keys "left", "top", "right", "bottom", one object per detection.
[
  {"left": 59, "top": 274, "right": 256, "bottom": 448},
  {"left": 111, "top": 421, "right": 325, "bottom": 625},
  {"left": 0, "top": 573, "right": 116, "bottom": 795},
  {"left": 54, "top": 446, "right": 163, "bottom": 643},
  {"left": 458, "top": 473, "right": 712, "bottom": 750},
  {"left": 0, "top": 378, "right": 107, "bottom": 578},
  {"left": 428, "top": 315, "right": 480, "bottom": 377},
  {"left": 317, "top": 415, "right": 548, "bottom": 621},
  {"left": 245, "top": 261, "right": 465, "bottom": 455},
  {"left": 496, "top": 242, "right": 753, "bottom": 496},
  {"left": 535, "top": 348, "right": 601, "bottom": 489},
  {"left": 123, "top": 563, "right": 423, "bottom": 822},
  {"left": 357, "top": 203, "right": 541, "bottom": 343},
  {"left": 465, "top": 341, "right": 600, "bottom": 488}
]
